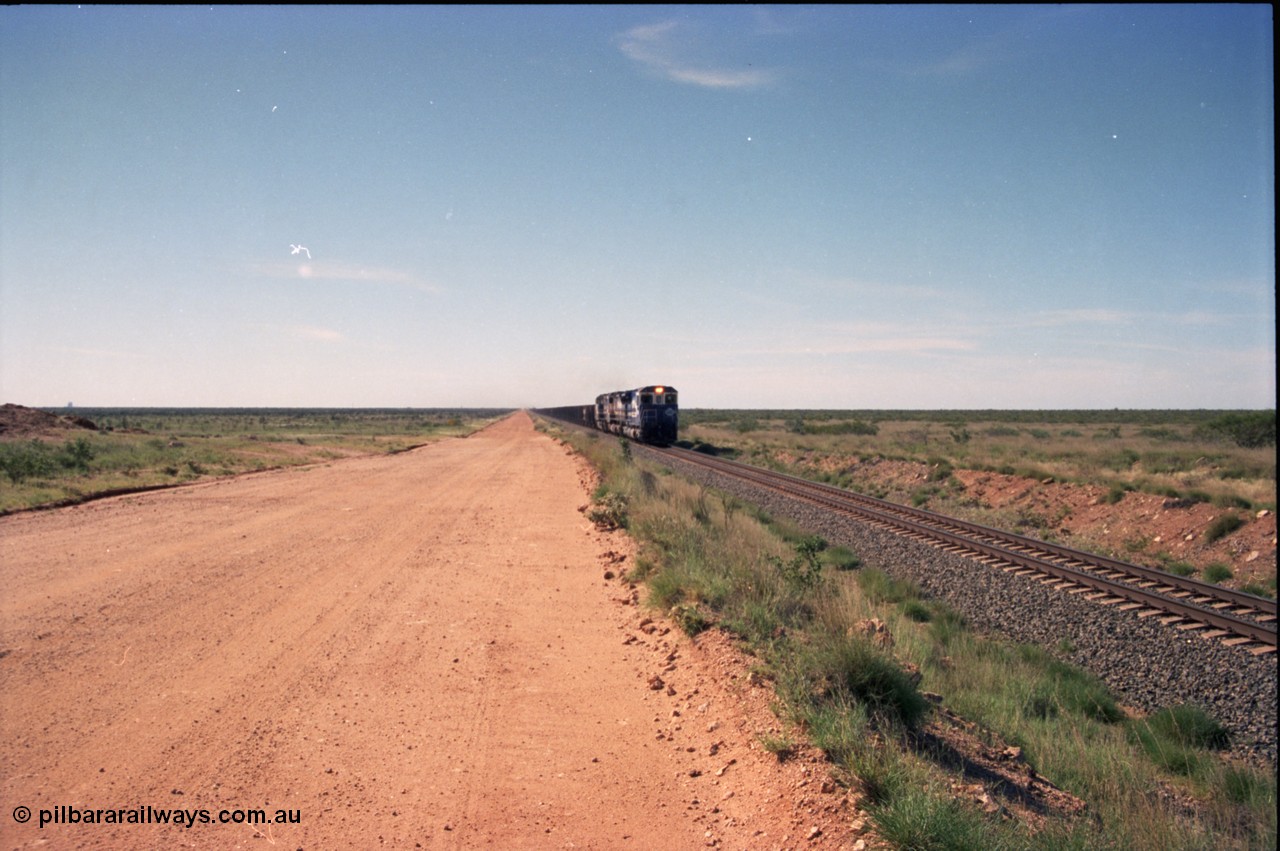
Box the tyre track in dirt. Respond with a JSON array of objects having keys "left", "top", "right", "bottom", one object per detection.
[{"left": 2, "top": 412, "right": 862, "bottom": 849}]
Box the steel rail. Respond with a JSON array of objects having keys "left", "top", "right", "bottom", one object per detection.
[
  {"left": 668, "top": 448, "right": 1275, "bottom": 620},
  {"left": 660, "top": 446, "right": 1277, "bottom": 651}
]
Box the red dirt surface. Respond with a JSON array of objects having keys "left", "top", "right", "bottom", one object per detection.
[
  {"left": 778, "top": 453, "right": 1275, "bottom": 591},
  {"left": 952, "top": 468, "right": 1276, "bottom": 584},
  {"left": 0, "top": 413, "right": 867, "bottom": 849}
]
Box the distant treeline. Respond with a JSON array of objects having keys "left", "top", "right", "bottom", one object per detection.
[
  {"left": 682, "top": 408, "right": 1272, "bottom": 426},
  {"left": 39, "top": 408, "right": 514, "bottom": 436},
  {"left": 47, "top": 407, "right": 512, "bottom": 418}
]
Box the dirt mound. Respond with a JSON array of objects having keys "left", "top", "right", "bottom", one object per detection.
[{"left": 0, "top": 403, "right": 98, "bottom": 439}]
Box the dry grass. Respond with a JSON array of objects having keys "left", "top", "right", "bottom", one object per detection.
[
  {"left": 0, "top": 408, "right": 508, "bottom": 513},
  {"left": 683, "top": 414, "right": 1275, "bottom": 510},
  {"left": 544, "top": 416, "right": 1276, "bottom": 850}
]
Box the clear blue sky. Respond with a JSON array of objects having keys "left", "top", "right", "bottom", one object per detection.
[{"left": 1, "top": 5, "right": 1273, "bottom": 409}]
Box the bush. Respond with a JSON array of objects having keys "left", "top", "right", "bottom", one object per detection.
[
  {"left": 901, "top": 600, "right": 932, "bottom": 623},
  {"left": 1019, "top": 647, "right": 1124, "bottom": 723},
  {"left": 785, "top": 631, "right": 929, "bottom": 730},
  {"left": 670, "top": 602, "right": 711, "bottom": 636},
  {"left": 0, "top": 441, "right": 58, "bottom": 483},
  {"left": 802, "top": 419, "right": 878, "bottom": 436},
  {"left": 926, "top": 458, "right": 953, "bottom": 482},
  {"left": 1147, "top": 705, "right": 1231, "bottom": 750},
  {"left": 1195, "top": 411, "right": 1276, "bottom": 448},
  {"left": 1240, "top": 582, "right": 1274, "bottom": 599},
  {"left": 1129, "top": 704, "right": 1229, "bottom": 777},
  {"left": 60, "top": 437, "right": 95, "bottom": 471},
  {"left": 769, "top": 537, "right": 824, "bottom": 593},
  {"left": 1204, "top": 514, "right": 1244, "bottom": 543},
  {"left": 822, "top": 546, "right": 861, "bottom": 571},
  {"left": 757, "top": 732, "right": 796, "bottom": 761},
  {"left": 587, "top": 492, "right": 629, "bottom": 529},
  {"left": 927, "top": 606, "right": 966, "bottom": 647},
  {"left": 874, "top": 787, "right": 1005, "bottom": 850},
  {"left": 1202, "top": 563, "right": 1234, "bottom": 583},
  {"left": 856, "top": 569, "right": 919, "bottom": 605}
]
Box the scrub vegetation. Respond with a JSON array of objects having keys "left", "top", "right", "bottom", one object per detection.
[
  {"left": 545, "top": 418, "right": 1276, "bottom": 850},
  {"left": 677, "top": 409, "right": 1276, "bottom": 597},
  {"left": 0, "top": 407, "right": 509, "bottom": 513},
  {"left": 680, "top": 409, "right": 1275, "bottom": 509}
]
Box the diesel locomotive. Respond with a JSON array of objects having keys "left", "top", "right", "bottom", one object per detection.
[
  {"left": 537, "top": 385, "right": 679, "bottom": 446},
  {"left": 593, "top": 385, "right": 679, "bottom": 445}
]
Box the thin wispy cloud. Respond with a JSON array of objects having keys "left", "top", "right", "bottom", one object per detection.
[
  {"left": 688, "top": 324, "right": 978, "bottom": 358},
  {"left": 51, "top": 345, "right": 146, "bottom": 360},
  {"left": 250, "top": 261, "right": 442, "bottom": 294},
  {"left": 1028, "top": 308, "right": 1247, "bottom": 329},
  {"left": 888, "top": 7, "right": 1084, "bottom": 79},
  {"left": 810, "top": 275, "right": 951, "bottom": 302},
  {"left": 1028, "top": 308, "right": 1133, "bottom": 327},
  {"left": 797, "top": 336, "right": 978, "bottom": 355},
  {"left": 618, "top": 21, "right": 775, "bottom": 90},
  {"left": 277, "top": 324, "right": 345, "bottom": 343}
]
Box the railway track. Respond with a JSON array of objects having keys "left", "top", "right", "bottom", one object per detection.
[{"left": 657, "top": 446, "right": 1277, "bottom": 656}]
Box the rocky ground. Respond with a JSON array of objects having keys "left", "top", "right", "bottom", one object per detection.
[{"left": 651, "top": 449, "right": 1278, "bottom": 767}]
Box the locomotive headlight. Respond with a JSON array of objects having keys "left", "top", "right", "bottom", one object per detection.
[{"left": 654, "top": 386, "right": 665, "bottom": 394}]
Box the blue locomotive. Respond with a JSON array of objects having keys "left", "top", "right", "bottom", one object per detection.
[
  {"left": 536, "top": 385, "right": 679, "bottom": 445},
  {"left": 593, "top": 385, "right": 679, "bottom": 445}
]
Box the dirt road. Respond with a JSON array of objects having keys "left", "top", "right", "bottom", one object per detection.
[{"left": 2, "top": 413, "right": 859, "bottom": 849}]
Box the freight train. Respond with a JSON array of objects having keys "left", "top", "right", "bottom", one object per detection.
[{"left": 538, "top": 385, "right": 679, "bottom": 446}]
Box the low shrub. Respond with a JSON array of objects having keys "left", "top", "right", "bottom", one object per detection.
[
  {"left": 783, "top": 629, "right": 929, "bottom": 730},
  {"left": 822, "top": 545, "right": 861, "bottom": 571},
  {"left": 856, "top": 568, "right": 919, "bottom": 605},
  {"left": 587, "top": 491, "right": 629, "bottom": 529},
  {"left": 901, "top": 600, "right": 933, "bottom": 623},
  {"left": 769, "top": 537, "right": 825, "bottom": 593},
  {"left": 927, "top": 606, "right": 966, "bottom": 647},
  {"left": 1204, "top": 513, "right": 1244, "bottom": 543},
  {"left": 670, "top": 602, "right": 711, "bottom": 636},
  {"left": 1240, "top": 582, "right": 1274, "bottom": 599},
  {"left": 757, "top": 732, "right": 796, "bottom": 761},
  {"left": 874, "top": 786, "right": 997, "bottom": 850},
  {"left": 1129, "top": 704, "right": 1229, "bottom": 778},
  {"left": 0, "top": 441, "right": 58, "bottom": 483},
  {"left": 1202, "top": 563, "right": 1233, "bottom": 583},
  {"left": 1146, "top": 704, "right": 1231, "bottom": 750}
]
